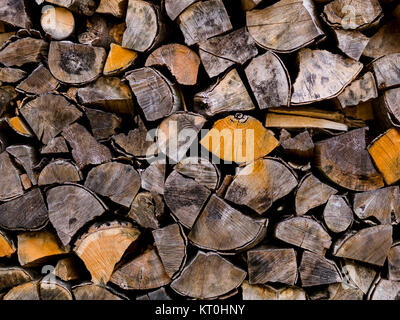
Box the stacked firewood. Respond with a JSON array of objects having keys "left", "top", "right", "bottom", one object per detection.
[{"left": 0, "top": 0, "right": 399, "bottom": 301}]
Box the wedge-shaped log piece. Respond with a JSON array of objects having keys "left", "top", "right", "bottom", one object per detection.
[
  {"left": 74, "top": 221, "right": 141, "bottom": 285},
  {"left": 39, "top": 278, "right": 73, "bottom": 300},
  {"left": 200, "top": 114, "right": 279, "bottom": 164},
  {"left": 86, "top": 108, "right": 121, "bottom": 141},
  {"left": 241, "top": 0, "right": 263, "bottom": 11},
  {"left": 153, "top": 224, "right": 187, "bottom": 279},
  {"left": 340, "top": 259, "right": 376, "bottom": 294},
  {"left": 73, "top": 283, "right": 125, "bottom": 300},
  {"left": 18, "top": 230, "right": 67, "bottom": 267},
  {"left": 0, "top": 188, "right": 48, "bottom": 231},
  {"left": 137, "top": 287, "right": 172, "bottom": 300},
  {"left": 141, "top": 161, "right": 166, "bottom": 194},
  {"left": 54, "top": 256, "right": 87, "bottom": 282},
  {"left": 103, "top": 44, "right": 138, "bottom": 76},
  {"left": 194, "top": 69, "right": 255, "bottom": 117},
  {"left": 242, "top": 281, "right": 306, "bottom": 300},
  {"left": 323, "top": 195, "right": 353, "bottom": 233},
  {"left": 5, "top": 116, "right": 34, "bottom": 139},
  {"left": 369, "top": 278, "right": 400, "bottom": 300},
  {"left": 0, "top": 67, "right": 27, "bottom": 84},
  {"left": 336, "top": 72, "right": 378, "bottom": 109},
  {"left": 245, "top": 51, "right": 290, "bottom": 109},
  {"left": 164, "top": 170, "right": 211, "bottom": 229},
  {"left": 373, "top": 88, "right": 400, "bottom": 129},
  {"left": 333, "top": 225, "right": 392, "bottom": 266},
  {"left": 368, "top": 128, "right": 400, "bottom": 185},
  {"left": 246, "top": 0, "right": 324, "bottom": 53},
  {"left": 6, "top": 144, "right": 39, "bottom": 186},
  {"left": 291, "top": 49, "right": 363, "bottom": 105},
  {"left": 77, "top": 77, "right": 134, "bottom": 115},
  {"left": 129, "top": 192, "right": 164, "bottom": 229},
  {"left": 126, "top": 67, "right": 181, "bottom": 121},
  {"left": 0, "top": 230, "right": 15, "bottom": 258},
  {"left": 0, "top": 151, "right": 23, "bottom": 201},
  {"left": 353, "top": 187, "right": 400, "bottom": 225},
  {"left": 198, "top": 27, "right": 258, "bottom": 78},
  {"left": 62, "top": 123, "right": 112, "bottom": 170},
  {"left": 372, "top": 53, "right": 400, "bottom": 90},
  {"left": 165, "top": 0, "right": 197, "bottom": 20},
  {"left": 111, "top": 247, "right": 171, "bottom": 290},
  {"left": 171, "top": 251, "right": 246, "bottom": 299},
  {"left": 177, "top": 0, "right": 232, "bottom": 46},
  {"left": 85, "top": 162, "right": 141, "bottom": 208},
  {"left": 334, "top": 29, "right": 369, "bottom": 61},
  {"left": 0, "top": 38, "right": 47, "bottom": 67},
  {"left": 38, "top": 160, "right": 82, "bottom": 186},
  {"left": 41, "top": 137, "right": 69, "bottom": 155},
  {"left": 248, "top": 247, "right": 297, "bottom": 285},
  {"left": 279, "top": 129, "right": 314, "bottom": 159},
  {"left": 225, "top": 158, "right": 297, "bottom": 215},
  {"left": 44, "top": 0, "right": 97, "bottom": 15},
  {"left": 174, "top": 157, "right": 220, "bottom": 190},
  {"left": 16, "top": 65, "right": 59, "bottom": 95},
  {"left": 47, "top": 184, "right": 107, "bottom": 245},
  {"left": 41, "top": 6, "right": 75, "bottom": 40},
  {"left": 274, "top": 216, "right": 331, "bottom": 255},
  {"left": 189, "top": 195, "right": 268, "bottom": 252},
  {"left": 315, "top": 128, "right": 384, "bottom": 191},
  {"left": 0, "top": 0, "right": 32, "bottom": 28},
  {"left": 322, "top": 0, "right": 382, "bottom": 30},
  {"left": 146, "top": 44, "right": 200, "bottom": 86},
  {"left": 123, "top": 0, "right": 166, "bottom": 52},
  {"left": 363, "top": 20, "right": 400, "bottom": 59},
  {"left": 0, "top": 267, "right": 33, "bottom": 292},
  {"left": 157, "top": 112, "right": 206, "bottom": 163},
  {"left": 300, "top": 251, "right": 342, "bottom": 287},
  {"left": 48, "top": 41, "right": 106, "bottom": 85},
  {"left": 295, "top": 173, "right": 337, "bottom": 215},
  {"left": 96, "top": 0, "right": 127, "bottom": 18},
  {"left": 20, "top": 94, "right": 82, "bottom": 145},
  {"left": 3, "top": 281, "right": 40, "bottom": 300}
]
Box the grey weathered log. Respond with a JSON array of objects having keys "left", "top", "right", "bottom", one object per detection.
[
  {"left": 0, "top": 38, "right": 48, "bottom": 67},
  {"left": 136, "top": 287, "right": 172, "bottom": 300},
  {"left": 0, "top": 0, "right": 32, "bottom": 28},
  {"left": 334, "top": 29, "right": 370, "bottom": 61},
  {"left": 0, "top": 151, "right": 24, "bottom": 201},
  {"left": 85, "top": 108, "right": 122, "bottom": 141},
  {"left": 373, "top": 88, "right": 400, "bottom": 129},
  {"left": 40, "top": 137, "right": 69, "bottom": 155},
  {"left": 128, "top": 192, "right": 165, "bottom": 229},
  {"left": 372, "top": 53, "right": 400, "bottom": 90},
  {"left": 164, "top": 0, "right": 198, "bottom": 20},
  {"left": 16, "top": 65, "right": 59, "bottom": 96},
  {"left": 6, "top": 144, "right": 39, "bottom": 186},
  {"left": 363, "top": 20, "right": 400, "bottom": 59},
  {"left": 44, "top": 0, "right": 97, "bottom": 15},
  {"left": 368, "top": 278, "right": 400, "bottom": 300},
  {"left": 141, "top": 161, "right": 166, "bottom": 195},
  {"left": 340, "top": 259, "right": 377, "bottom": 294},
  {"left": 0, "top": 67, "right": 27, "bottom": 84},
  {"left": 0, "top": 267, "right": 33, "bottom": 292},
  {"left": 38, "top": 160, "right": 82, "bottom": 186},
  {"left": 323, "top": 195, "right": 353, "bottom": 233},
  {"left": 279, "top": 129, "right": 314, "bottom": 159}
]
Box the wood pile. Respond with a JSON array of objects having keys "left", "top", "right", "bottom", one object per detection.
[{"left": 0, "top": 0, "right": 399, "bottom": 301}]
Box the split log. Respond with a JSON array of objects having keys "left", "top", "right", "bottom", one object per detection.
[
  {"left": 164, "top": 0, "right": 198, "bottom": 20},
  {"left": 279, "top": 130, "right": 314, "bottom": 159},
  {"left": 315, "top": 127, "right": 384, "bottom": 191},
  {"left": 0, "top": 0, "right": 32, "bottom": 29},
  {"left": 373, "top": 88, "right": 400, "bottom": 129},
  {"left": 323, "top": 195, "right": 353, "bottom": 233},
  {"left": 74, "top": 221, "right": 141, "bottom": 285},
  {"left": 85, "top": 162, "right": 141, "bottom": 208},
  {"left": 47, "top": 184, "right": 107, "bottom": 245},
  {"left": 368, "top": 278, "right": 400, "bottom": 300},
  {"left": 103, "top": 44, "right": 138, "bottom": 76},
  {"left": 194, "top": 69, "right": 255, "bottom": 117},
  {"left": 295, "top": 173, "right": 337, "bottom": 215},
  {"left": 157, "top": 112, "right": 205, "bottom": 163},
  {"left": 16, "top": 65, "right": 59, "bottom": 95},
  {"left": 0, "top": 230, "right": 15, "bottom": 258},
  {"left": 54, "top": 256, "right": 87, "bottom": 282},
  {"left": 388, "top": 243, "right": 400, "bottom": 281},
  {"left": 274, "top": 216, "right": 332, "bottom": 255},
  {"left": 0, "top": 86, "right": 17, "bottom": 115},
  {"left": 125, "top": 67, "right": 182, "bottom": 121},
  {"left": 20, "top": 174, "right": 32, "bottom": 190},
  {"left": 96, "top": 0, "right": 128, "bottom": 18},
  {"left": 0, "top": 38, "right": 48, "bottom": 67},
  {"left": 246, "top": 0, "right": 324, "bottom": 53},
  {"left": 326, "top": 283, "right": 364, "bottom": 300},
  {"left": 72, "top": 283, "right": 125, "bottom": 300},
  {"left": 40, "top": 137, "right": 69, "bottom": 155},
  {"left": 188, "top": 194, "right": 268, "bottom": 252},
  {"left": 0, "top": 151, "right": 23, "bottom": 201},
  {"left": 39, "top": 278, "right": 73, "bottom": 300},
  {"left": 0, "top": 67, "right": 27, "bottom": 84},
  {"left": 141, "top": 161, "right": 166, "bottom": 194},
  {"left": 363, "top": 20, "right": 400, "bottom": 58},
  {"left": 41, "top": 6, "right": 75, "bottom": 40},
  {"left": 241, "top": 0, "right": 262, "bottom": 11},
  {"left": 48, "top": 41, "right": 106, "bottom": 85},
  {"left": 177, "top": 0, "right": 232, "bottom": 46},
  {"left": 245, "top": 51, "right": 291, "bottom": 110},
  {"left": 164, "top": 170, "right": 211, "bottom": 229},
  {"left": 20, "top": 93, "right": 82, "bottom": 145},
  {"left": 62, "top": 123, "right": 112, "bottom": 170},
  {"left": 137, "top": 287, "right": 172, "bottom": 300},
  {"left": 6, "top": 144, "right": 38, "bottom": 186},
  {"left": 171, "top": 251, "right": 246, "bottom": 299},
  {"left": 17, "top": 230, "right": 67, "bottom": 267},
  {"left": 0, "top": 188, "right": 48, "bottom": 231},
  {"left": 340, "top": 259, "right": 377, "bottom": 294},
  {"left": 111, "top": 247, "right": 171, "bottom": 290},
  {"left": 198, "top": 27, "right": 258, "bottom": 78},
  {"left": 128, "top": 192, "right": 164, "bottom": 229},
  {"left": 77, "top": 77, "right": 134, "bottom": 115},
  {"left": 38, "top": 160, "right": 82, "bottom": 186},
  {"left": 225, "top": 158, "right": 298, "bottom": 215},
  {"left": 333, "top": 225, "right": 393, "bottom": 266},
  {"left": 372, "top": 53, "right": 400, "bottom": 90},
  {"left": 146, "top": 44, "right": 200, "bottom": 86},
  {"left": 0, "top": 267, "right": 33, "bottom": 292},
  {"left": 242, "top": 281, "right": 306, "bottom": 300},
  {"left": 85, "top": 108, "right": 122, "bottom": 141},
  {"left": 334, "top": 29, "right": 370, "bottom": 61},
  {"left": 44, "top": 0, "right": 97, "bottom": 16},
  {"left": 3, "top": 281, "right": 40, "bottom": 300},
  {"left": 299, "top": 251, "right": 342, "bottom": 287},
  {"left": 122, "top": 0, "right": 166, "bottom": 52},
  {"left": 152, "top": 224, "right": 187, "bottom": 279},
  {"left": 200, "top": 114, "right": 279, "bottom": 164},
  {"left": 247, "top": 247, "right": 297, "bottom": 285},
  {"left": 291, "top": 49, "right": 363, "bottom": 105},
  {"left": 353, "top": 187, "right": 400, "bottom": 225}
]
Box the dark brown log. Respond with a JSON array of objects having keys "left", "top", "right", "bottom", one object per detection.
[
  {"left": 194, "top": 69, "right": 255, "bottom": 117},
  {"left": 372, "top": 53, "right": 400, "bottom": 90},
  {"left": 96, "top": 0, "right": 128, "bottom": 18},
  {"left": 3, "top": 281, "right": 40, "bottom": 300},
  {"left": 39, "top": 278, "right": 73, "bottom": 300},
  {"left": 40, "top": 6, "right": 75, "bottom": 40},
  {"left": 333, "top": 225, "right": 393, "bottom": 266},
  {"left": 54, "top": 256, "right": 87, "bottom": 282},
  {"left": 0, "top": 0, "right": 32, "bottom": 28},
  {"left": 137, "top": 287, "right": 172, "bottom": 300},
  {"left": 315, "top": 127, "right": 384, "bottom": 192},
  {"left": 44, "top": 0, "right": 97, "bottom": 16},
  {"left": 6, "top": 144, "right": 38, "bottom": 186},
  {"left": 368, "top": 277, "right": 400, "bottom": 300},
  {"left": 40, "top": 137, "right": 69, "bottom": 155},
  {"left": 103, "top": 44, "right": 138, "bottom": 76},
  {"left": 198, "top": 27, "right": 258, "bottom": 78},
  {"left": 279, "top": 129, "right": 314, "bottom": 159},
  {"left": 164, "top": 0, "right": 197, "bottom": 20},
  {"left": 111, "top": 247, "right": 171, "bottom": 290},
  {"left": 388, "top": 243, "right": 400, "bottom": 281},
  {"left": 0, "top": 86, "right": 17, "bottom": 116},
  {"left": 38, "top": 160, "right": 82, "bottom": 186},
  {"left": 0, "top": 151, "right": 23, "bottom": 201},
  {"left": 363, "top": 20, "right": 400, "bottom": 58},
  {"left": 0, "top": 67, "right": 27, "bottom": 84},
  {"left": 0, "top": 37, "right": 48, "bottom": 67},
  {"left": 323, "top": 195, "right": 353, "bottom": 233},
  {"left": 274, "top": 216, "right": 332, "bottom": 255},
  {"left": 85, "top": 108, "right": 122, "bottom": 141},
  {"left": 247, "top": 246, "right": 297, "bottom": 285},
  {"left": 334, "top": 29, "right": 369, "bottom": 61},
  {"left": 295, "top": 173, "right": 337, "bottom": 215},
  {"left": 128, "top": 191, "right": 165, "bottom": 229},
  {"left": 241, "top": 281, "right": 306, "bottom": 300},
  {"left": 171, "top": 251, "right": 246, "bottom": 299},
  {"left": 241, "top": 0, "right": 262, "bottom": 11},
  {"left": 0, "top": 230, "right": 15, "bottom": 258},
  {"left": 62, "top": 123, "right": 112, "bottom": 170},
  {"left": 74, "top": 221, "right": 141, "bottom": 285},
  {"left": 246, "top": 0, "right": 324, "bottom": 53},
  {"left": 0, "top": 188, "right": 48, "bottom": 231},
  {"left": 0, "top": 267, "right": 33, "bottom": 292},
  {"left": 225, "top": 158, "right": 298, "bottom": 215},
  {"left": 16, "top": 64, "right": 59, "bottom": 95},
  {"left": 141, "top": 161, "right": 166, "bottom": 194},
  {"left": 72, "top": 282, "right": 125, "bottom": 300},
  {"left": 340, "top": 259, "right": 377, "bottom": 294}
]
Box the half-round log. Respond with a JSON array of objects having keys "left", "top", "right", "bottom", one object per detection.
[{"left": 38, "top": 160, "right": 82, "bottom": 186}]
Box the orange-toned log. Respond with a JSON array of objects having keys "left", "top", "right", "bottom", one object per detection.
[
  {"left": 103, "top": 44, "right": 138, "bottom": 76},
  {"left": 0, "top": 230, "right": 15, "bottom": 258}
]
